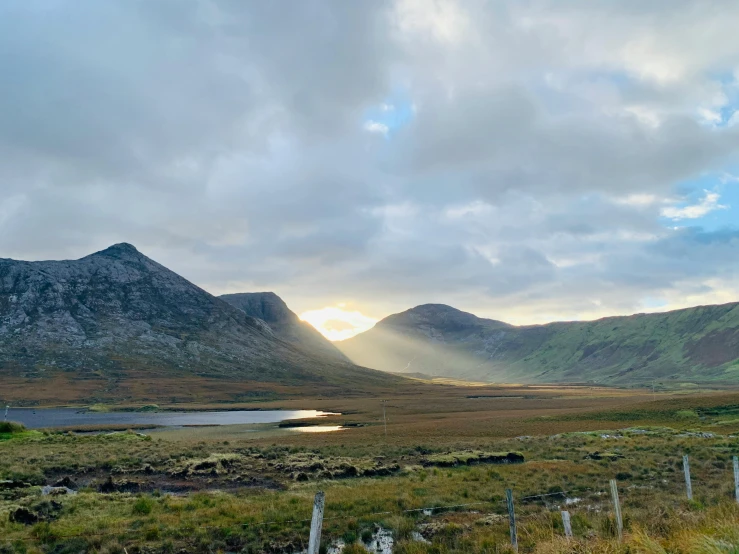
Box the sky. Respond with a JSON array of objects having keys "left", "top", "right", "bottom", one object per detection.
[{"left": 2, "top": 1, "right": 739, "bottom": 341}]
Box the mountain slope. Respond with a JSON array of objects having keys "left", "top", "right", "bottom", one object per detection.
[
  {"left": 336, "top": 303, "right": 739, "bottom": 385},
  {"left": 220, "top": 292, "right": 349, "bottom": 362},
  {"left": 0, "top": 243, "right": 396, "bottom": 395}
]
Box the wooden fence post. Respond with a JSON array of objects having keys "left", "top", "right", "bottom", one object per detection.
[
  {"left": 683, "top": 455, "right": 693, "bottom": 501},
  {"left": 505, "top": 488, "right": 518, "bottom": 552},
  {"left": 561, "top": 510, "right": 573, "bottom": 539},
  {"left": 609, "top": 479, "right": 623, "bottom": 542},
  {"left": 734, "top": 456, "right": 739, "bottom": 505},
  {"left": 307, "top": 491, "right": 325, "bottom": 554}
]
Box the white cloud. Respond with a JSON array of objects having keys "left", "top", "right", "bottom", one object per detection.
[
  {"left": 661, "top": 191, "right": 727, "bottom": 220},
  {"left": 697, "top": 107, "right": 722, "bottom": 126},
  {"left": 363, "top": 120, "right": 389, "bottom": 135}
]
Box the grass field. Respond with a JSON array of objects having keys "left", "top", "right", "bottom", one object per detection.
[{"left": 3, "top": 384, "right": 739, "bottom": 553}]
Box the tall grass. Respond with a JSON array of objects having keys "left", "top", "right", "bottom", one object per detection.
[{"left": 0, "top": 421, "right": 26, "bottom": 434}]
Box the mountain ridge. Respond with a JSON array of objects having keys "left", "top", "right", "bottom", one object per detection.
[
  {"left": 336, "top": 302, "right": 739, "bottom": 385},
  {"left": 220, "top": 292, "right": 349, "bottom": 362},
  {"left": 0, "top": 243, "right": 398, "bottom": 401}
]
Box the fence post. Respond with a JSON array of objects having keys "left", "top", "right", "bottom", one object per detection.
[
  {"left": 561, "top": 510, "right": 572, "bottom": 539},
  {"left": 609, "top": 479, "right": 623, "bottom": 542},
  {"left": 734, "top": 456, "right": 739, "bottom": 505},
  {"left": 683, "top": 454, "right": 693, "bottom": 501},
  {"left": 505, "top": 488, "right": 518, "bottom": 552},
  {"left": 307, "top": 491, "right": 325, "bottom": 554}
]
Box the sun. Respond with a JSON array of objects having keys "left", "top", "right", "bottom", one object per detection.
[{"left": 299, "top": 306, "right": 377, "bottom": 341}]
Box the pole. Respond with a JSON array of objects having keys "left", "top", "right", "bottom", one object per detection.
[
  {"left": 561, "top": 510, "right": 572, "bottom": 539},
  {"left": 609, "top": 479, "right": 623, "bottom": 542},
  {"left": 307, "top": 491, "right": 325, "bottom": 554},
  {"left": 683, "top": 455, "right": 693, "bottom": 501},
  {"left": 505, "top": 488, "right": 518, "bottom": 552},
  {"left": 381, "top": 400, "right": 387, "bottom": 440},
  {"left": 733, "top": 456, "right": 739, "bottom": 504},
  {"left": 3, "top": 406, "right": 8, "bottom": 422}
]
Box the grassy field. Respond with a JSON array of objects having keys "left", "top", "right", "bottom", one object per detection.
[{"left": 3, "top": 384, "right": 739, "bottom": 553}]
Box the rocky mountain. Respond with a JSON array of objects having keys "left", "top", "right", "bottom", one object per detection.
[
  {"left": 0, "top": 244, "right": 395, "bottom": 394},
  {"left": 220, "top": 292, "right": 349, "bottom": 362},
  {"left": 336, "top": 303, "right": 739, "bottom": 386}
]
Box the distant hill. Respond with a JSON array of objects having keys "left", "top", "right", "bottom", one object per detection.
[
  {"left": 0, "top": 243, "right": 397, "bottom": 401},
  {"left": 220, "top": 292, "right": 349, "bottom": 362},
  {"left": 336, "top": 303, "right": 739, "bottom": 386}
]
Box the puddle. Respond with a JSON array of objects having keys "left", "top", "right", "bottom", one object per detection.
[{"left": 292, "top": 426, "right": 346, "bottom": 433}]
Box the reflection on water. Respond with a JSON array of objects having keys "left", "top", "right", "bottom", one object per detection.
[
  {"left": 6, "top": 408, "right": 338, "bottom": 429},
  {"left": 292, "top": 426, "right": 345, "bottom": 433}
]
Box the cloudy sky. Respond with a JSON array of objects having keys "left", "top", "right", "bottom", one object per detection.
[{"left": 2, "top": 1, "right": 739, "bottom": 340}]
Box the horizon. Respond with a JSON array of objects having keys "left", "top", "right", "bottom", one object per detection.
[
  {"left": 6, "top": 239, "right": 739, "bottom": 341},
  {"left": 2, "top": 2, "right": 739, "bottom": 340}
]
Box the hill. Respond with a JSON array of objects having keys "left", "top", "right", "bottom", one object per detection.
[
  {"left": 220, "top": 292, "right": 349, "bottom": 362},
  {"left": 336, "top": 303, "right": 739, "bottom": 385},
  {"left": 0, "top": 243, "right": 398, "bottom": 403}
]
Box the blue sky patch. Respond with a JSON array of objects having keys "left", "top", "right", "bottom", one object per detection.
[{"left": 363, "top": 88, "right": 415, "bottom": 137}]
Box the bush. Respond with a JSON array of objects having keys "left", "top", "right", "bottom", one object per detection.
[
  {"left": 0, "top": 421, "right": 26, "bottom": 434},
  {"left": 132, "top": 496, "right": 154, "bottom": 515}
]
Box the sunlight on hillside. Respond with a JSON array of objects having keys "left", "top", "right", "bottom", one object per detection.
[{"left": 299, "top": 306, "right": 377, "bottom": 341}]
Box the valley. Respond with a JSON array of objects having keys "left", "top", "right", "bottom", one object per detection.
[
  {"left": 4, "top": 245, "right": 739, "bottom": 553},
  {"left": 4, "top": 386, "right": 739, "bottom": 553}
]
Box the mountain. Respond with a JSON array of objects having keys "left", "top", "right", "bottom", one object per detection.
[
  {"left": 336, "top": 303, "right": 739, "bottom": 386},
  {"left": 0, "top": 243, "right": 397, "bottom": 400},
  {"left": 219, "top": 292, "right": 349, "bottom": 362}
]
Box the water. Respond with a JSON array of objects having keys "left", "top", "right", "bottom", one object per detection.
[
  {"left": 5, "top": 408, "right": 337, "bottom": 429},
  {"left": 293, "top": 426, "right": 345, "bottom": 433}
]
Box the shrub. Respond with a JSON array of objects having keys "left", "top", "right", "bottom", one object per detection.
[
  {"left": 0, "top": 421, "right": 26, "bottom": 434},
  {"left": 132, "top": 496, "right": 154, "bottom": 515}
]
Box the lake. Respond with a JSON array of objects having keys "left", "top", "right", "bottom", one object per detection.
[{"left": 4, "top": 408, "right": 337, "bottom": 429}]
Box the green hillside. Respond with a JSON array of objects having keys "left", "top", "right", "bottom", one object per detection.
[{"left": 336, "top": 302, "right": 739, "bottom": 386}]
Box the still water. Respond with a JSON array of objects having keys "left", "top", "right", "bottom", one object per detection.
[{"left": 5, "top": 408, "right": 336, "bottom": 429}]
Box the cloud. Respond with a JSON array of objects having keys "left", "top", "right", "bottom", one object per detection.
[
  {"left": 364, "top": 121, "right": 390, "bottom": 135},
  {"left": 1, "top": 0, "right": 739, "bottom": 325},
  {"left": 661, "top": 191, "right": 727, "bottom": 220}
]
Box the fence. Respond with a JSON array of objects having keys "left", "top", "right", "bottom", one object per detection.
[{"left": 3, "top": 454, "right": 739, "bottom": 552}]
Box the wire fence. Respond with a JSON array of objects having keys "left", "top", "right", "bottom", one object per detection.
[{"left": 2, "top": 453, "right": 738, "bottom": 551}]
